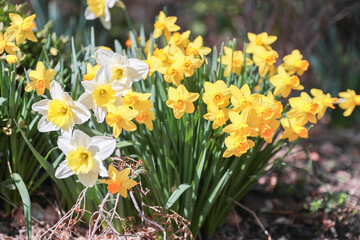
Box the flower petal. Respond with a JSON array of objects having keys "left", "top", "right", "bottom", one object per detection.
[
  {"left": 55, "top": 160, "right": 74, "bottom": 179},
  {"left": 37, "top": 116, "right": 59, "bottom": 132},
  {"left": 84, "top": 7, "right": 96, "bottom": 20},
  {"left": 32, "top": 99, "right": 49, "bottom": 115},
  {"left": 77, "top": 171, "right": 99, "bottom": 187},
  {"left": 50, "top": 81, "right": 64, "bottom": 99},
  {"left": 127, "top": 59, "right": 149, "bottom": 82},
  {"left": 72, "top": 129, "right": 92, "bottom": 148},
  {"left": 89, "top": 136, "right": 116, "bottom": 160},
  {"left": 95, "top": 49, "right": 114, "bottom": 65}
]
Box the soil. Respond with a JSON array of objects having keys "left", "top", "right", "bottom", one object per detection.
[{"left": 1, "top": 119, "right": 360, "bottom": 239}]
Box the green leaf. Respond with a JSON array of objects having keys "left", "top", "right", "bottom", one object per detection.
[
  {"left": 165, "top": 184, "right": 191, "bottom": 209},
  {"left": 12, "top": 173, "right": 31, "bottom": 239}
]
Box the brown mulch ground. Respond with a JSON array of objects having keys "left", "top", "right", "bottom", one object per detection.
[{"left": 1, "top": 118, "right": 360, "bottom": 239}]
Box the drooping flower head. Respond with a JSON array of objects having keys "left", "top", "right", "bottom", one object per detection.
[
  {"left": 338, "top": 89, "right": 360, "bottom": 117},
  {"left": 25, "top": 61, "right": 54, "bottom": 95},
  {"left": 100, "top": 165, "right": 137, "bottom": 197},
  {"left": 7, "top": 13, "right": 38, "bottom": 45},
  {"left": 55, "top": 129, "right": 116, "bottom": 187},
  {"left": 311, "top": 89, "right": 338, "bottom": 119},
  {"left": 0, "top": 29, "right": 19, "bottom": 55},
  {"left": 32, "top": 81, "right": 91, "bottom": 136},
  {"left": 282, "top": 49, "right": 309, "bottom": 76},
  {"left": 85, "top": 0, "right": 118, "bottom": 30},
  {"left": 280, "top": 117, "right": 309, "bottom": 142}
]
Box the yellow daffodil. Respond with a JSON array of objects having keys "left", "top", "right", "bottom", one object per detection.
[
  {"left": 25, "top": 61, "right": 54, "bottom": 95},
  {"left": 311, "top": 89, "right": 338, "bottom": 119},
  {"left": 202, "top": 80, "right": 231, "bottom": 108},
  {"left": 166, "top": 85, "right": 199, "bottom": 119},
  {"left": 5, "top": 55, "right": 17, "bottom": 64},
  {"left": 105, "top": 104, "right": 138, "bottom": 138},
  {"left": 219, "top": 46, "right": 253, "bottom": 77},
  {"left": 153, "top": 11, "right": 180, "bottom": 39},
  {"left": 259, "top": 118, "right": 280, "bottom": 143},
  {"left": 100, "top": 165, "right": 137, "bottom": 197},
  {"left": 32, "top": 81, "right": 91, "bottom": 136},
  {"left": 253, "top": 47, "right": 278, "bottom": 77},
  {"left": 338, "top": 89, "right": 360, "bottom": 117},
  {"left": 203, "top": 104, "right": 229, "bottom": 129},
  {"left": 287, "top": 92, "right": 319, "bottom": 124},
  {"left": 83, "top": 63, "right": 100, "bottom": 81},
  {"left": 7, "top": 13, "right": 38, "bottom": 45},
  {"left": 280, "top": 117, "right": 309, "bottom": 142},
  {"left": 270, "top": 66, "right": 304, "bottom": 98},
  {"left": 282, "top": 50, "right": 309, "bottom": 76},
  {"left": 169, "top": 30, "right": 191, "bottom": 49},
  {"left": 246, "top": 32, "right": 277, "bottom": 53},
  {"left": 133, "top": 100, "right": 155, "bottom": 131},
  {"left": 143, "top": 52, "right": 162, "bottom": 76},
  {"left": 55, "top": 129, "right": 116, "bottom": 187},
  {"left": 179, "top": 56, "right": 203, "bottom": 77},
  {"left": 223, "top": 134, "right": 255, "bottom": 158},
  {"left": 0, "top": 30, "right": 19, "bottom": 55},
  {"left": 230, "top": 84, "right": 252, "bottom": 112},
  {"left": 122, "top": 89, "right": 151, "bottom": 109},
  {"left": 249, "top": 92, "right": 283, "bottom": 121},
  {"left": 223, "top": 109, "right": 259, "bottom": 137},
  {"left": 185, "top": 36, "right": 211, "bottom": 57}
]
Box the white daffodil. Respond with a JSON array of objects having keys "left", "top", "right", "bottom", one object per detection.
[
  {"left": 55, "top": 129, "right": 116, "bottom": 187},
  {"left": 32, "top": 81, "right": 91, "bottom": 136},
  {"left": 78, "top": 65, "right": 128, "bottom": 123},
  {"left": 94, "top": 49, "right": 149, "bottom": 88},
  {"left": 84, "top": 0, "right": 117, "bottom": 30}
]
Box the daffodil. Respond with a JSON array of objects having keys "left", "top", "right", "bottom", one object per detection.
[
  {"left": 25, "top": 61, "right": 54, "bottom": 95},
  {"left": 223, "top": 109, "right": 259, "bottom": 137},
  {"left": 5, "top": 55, "right": 17, "bottom": 63},
  {"left": 7, "top": 13, "right": 38, "bottom": 44},
  {"left": 229, "top": 84, "right": 252, "bottom": 112},
  {"left": 100, "top": 165, "right": 137, "bottom": 197},
  {"left": 94, "top": 49, "right": 149, "bottom": 88},
  {"left": 282, "top": 50, "right": 309, "bottom": 76},
  {"left": 83, "top": 63, "right": 100, "bottom": 81},
  {"left": 55, "top": 129, "right": 116, "bottom": 187},
  {"left": 169, "top": 30, "right": 191, "bottom": 49},
  {"left": 203, "top": 105, "right": 229, "bottom": 129},
  {"left": 311, "top": 89, "right": 338, "bottom": 119},
  {"left": 84, "top": 0, "right": 117, "bottom": 30},
  {"left": 338, "top": 89, "right": 360, "bottom": 117},
  {"left": 122, "top": 89, "right": 151, "bottom": 109},
  {"left": 0, "top": 30, "right": 19, "bottom": 55},
  {"left": 185, "top": 36, "right": 211, "bottom": 57},
  {"left": 223, "top": 134, "right": 255, "bottom": 158},
  {"left": 280, "top": 117, "right": 309, "bottom": 142},
  {"left": 219, "top": 46, "right": 253, "bottom": 77},
  {"left": 270, "top": 66, "right": 304, "bottom": 98},
  {"left": 246, "top": 32, "right": 277, "bottom": 54},
  {"left": 78, "top": 65, "right": 127, "bottom": 123},
  {"left": 259, "top": 118, "right": 280, "bottom": 143},
  {"left": 32, "top": 81, "right": 91, "bottom": 136},
  {"left": 153, "top": 11, "right": 180, "bottom": 39},
  {"left": 178, "top": 56, "right": 203, "bottom": 77},
  {"left": 133, "top": 100, "right": 155, "bottom": 131},
  {"left": 253, "top": 47, "right": 278, "bottom": 77},
  {"left": 287, "top": 92, "right": 319, "bottom": 124},
  {"left": 105, "top": 104, "right": 138, "bottom": 138},
  {"left": 202, "top": 80, "right": 231, "bottom": 108},
  {"left": 166, "top": 85, "right": 199, "bottom": 119}
]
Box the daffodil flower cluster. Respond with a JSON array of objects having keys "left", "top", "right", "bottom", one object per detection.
[{"left": 0, "top": 13, "right": 38, "bottom": 64}]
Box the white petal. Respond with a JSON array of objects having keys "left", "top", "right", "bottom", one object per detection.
[
  {"left": 81, "top": 80, "right": 98, "bottom": 93},
  {"left": 77, "top": 171, "right": 99, "bottom": 187},
  {"left": 111, "top": 81, "right": 130, "bottom": 95},
  {"left": 127, "top": 59, "right": 149, "bottom": 82},
  {"left": 98, "top": 162, "right": 109, "bottom": 177},
  {"left": 107, "top": 0, "right": 116, "bottom": 8},
  {"left": 57, "top": 135, "right": 74, "bottom": 155},
  {"left": 77, "top": 92, "right": 94, "bottom": 109},
  {"left": 50, "top": 81, "right": 64, "bottom": 100},
  {"left": 94, "top": 105, "right": 107, "bottom": 123},
  {"left": 95, "top": 49, "right": 114, "bottom": 65},
  {"left": 55, "top": 160, "right": 74, "bottom": 179},
  {"left": 72, "top": 102, "right": 91, "bottom": 124},
  {"left": 95, "top": 65, "right": 111, "bottom": 84},
  {"left": 37, "top": 116, "right": 59, "bottom": 132},
  {"left": 103, "top": 7, "right": 111, "bottom": 22},
  {"left": 112, "top": 53, "right": 129, "bottom": 65},
  {"left": 32, "top": 99, "right": 49, "bottom": 115},
  {"left": 84, "top": 7, "right": 97, "bottom": 20},
  {"left": 89, "top": 136, "right": 116, "bottom": 160},
  {"left": 72, "top": 129, "right": 92, "bottom": 148},
  {"left": 60, "top": 124, "right": 73, "bottom": 137}
]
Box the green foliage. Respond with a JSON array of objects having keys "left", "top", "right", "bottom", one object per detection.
[{"left": 304, "top": 192, "right": 349, "bottom": 214}]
